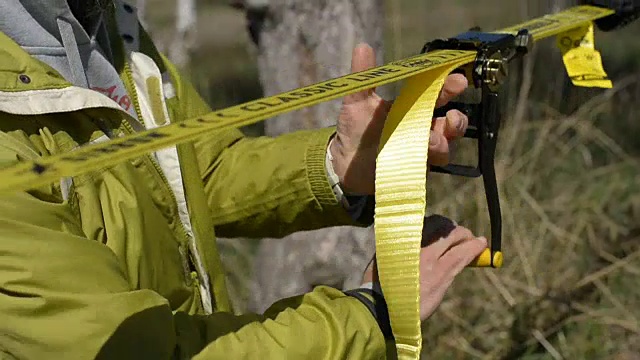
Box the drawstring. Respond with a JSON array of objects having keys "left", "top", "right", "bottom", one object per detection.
[
  {"left": 57, "top": 14, "right": 146, "bottom": 137},
  {"left": 57, "top": 17, "right": 119, "bottom": 139},
  {"left": 56, "top": 18, "right": 89, "bottom": 89}
]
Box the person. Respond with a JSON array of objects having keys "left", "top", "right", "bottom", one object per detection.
[{"left": 0, "top": 0, "right": 488, "bottom": 359}]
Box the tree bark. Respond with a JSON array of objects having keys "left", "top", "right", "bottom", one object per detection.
[
  {"left": 244, "top": 0, "right": 386, "bottom": 313},
  {"left": 136, "top": 0, "right": 148, "bottom": 28},
  {"left": 168, "top": 0, "right": 197, "bottom": 68},
  {"left": 255, "top": 0, "right": 387, "bottom": 135}
]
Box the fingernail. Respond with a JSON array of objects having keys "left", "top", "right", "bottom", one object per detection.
[
  {"left": 478, "top": 236, "right": 487, "bottom": 245},
  {"left": 456, "top": 114, "right": 465, "bottom": 132},
  {"left": 429, "top": 135, "right": 439, "bottom": 147}
]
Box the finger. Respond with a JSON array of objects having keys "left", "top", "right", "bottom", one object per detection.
[
  {"left": 443, "top": 110, "right": 468, "bottom": 139},
  {"left": 428, "top": 116, "right": 450, "bottom": 165},
  {"left": 344, "top": 43, "right": 377, "bottom": 104},
  {"left": 423, "top": 226, "right": 475, "bottom": 261},
  {"left": 428, "top": 130, "right": 449, "bottom": 166},
  {"left": 352, "top": 43, "right": 377, "bottom": 72},
  {"left": 435, "top": 73, "right": 468, "bottom": 108},
  {"left": 439, "top": 236, "right": 488, "bottom": 272},
  {"left": 421, "top": 236, "right": 486, "bottom": 303},
  {"left": 431, "top": 115, "right": 446, "bottom": 132}
]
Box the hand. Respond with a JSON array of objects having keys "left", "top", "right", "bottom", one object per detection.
[
  {"left": 362, "top": 215, "right": 487, "bottom": 321},
  {"left": 330, "top": 43, "right": 470, "bottom": 195}
]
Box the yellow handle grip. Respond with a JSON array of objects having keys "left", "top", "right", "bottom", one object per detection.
[{"left": 468, "top": 248, "right": 503, "bottom": 268}]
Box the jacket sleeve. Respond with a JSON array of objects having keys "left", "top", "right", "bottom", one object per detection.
[
  {"left": 0, "top": 159, "right": 387, "bottom": 359},
  {"left": 198, "top": 126, "right": 373, "bottom": 239},
  {"left": 165, "top": 62, "right": 373, "bottom": 239}
]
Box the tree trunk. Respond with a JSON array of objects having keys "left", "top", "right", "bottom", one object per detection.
[
  {"left": 136, "top": 0, "right": 148, "bottom": 29},
  {"left": 245, "top": 0, "right": 386, "bottom": 313},
  {"left": 168, "top": 0, "right": 197, "bottom": 68}
]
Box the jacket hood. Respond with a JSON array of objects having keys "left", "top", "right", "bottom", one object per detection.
[
  {"left": 1, "top": 0, "right": 99, "bottom": 50},
  {"left": 0, "top": 0, "right": 142, "bottom": 122}
]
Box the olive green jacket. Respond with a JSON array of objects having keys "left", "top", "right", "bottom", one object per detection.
[{"left": 0, "top": 3, "right": 386, "bottom": 360}]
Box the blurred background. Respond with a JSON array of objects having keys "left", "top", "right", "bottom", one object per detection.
[{"left": 140, "top": 0, "right": 640, "bottom": 358}]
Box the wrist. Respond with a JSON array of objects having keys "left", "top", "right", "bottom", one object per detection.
[
  {"left": 326, "top": 135, "right": 376, "bottom": 225},
  {"left": 360, "top": 281, "right": 384, "bottom": 298},
  {"left": 328, "top": 135, "right": 348, "bottom": 186},
  {"left": 329, "top": 135, "right": 360, "bottom": 193},
  {"left": 325, "top": 135, "right": 350, "bottom": 208},
  {"left": 329, "top": 134, "right": 376, "bottom": 195},
  {"left": 344, "top": 286, "right": 393, "bottom": 340}
]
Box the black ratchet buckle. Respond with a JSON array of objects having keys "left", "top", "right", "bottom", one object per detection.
[
  {"left": 582, "top": 0, "right": 640, "bottom": 31},
  {"left": 421, "top": 29, "right": 534, "bottom": 268}
]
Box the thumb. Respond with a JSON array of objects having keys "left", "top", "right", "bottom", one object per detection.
[{"left": 344, "top": 43, "right": 377, "bottom": 104}]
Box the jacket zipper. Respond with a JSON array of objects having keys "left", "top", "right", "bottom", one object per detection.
[{"left": 121, "top": 61, "right": 199, "bottom": 277}]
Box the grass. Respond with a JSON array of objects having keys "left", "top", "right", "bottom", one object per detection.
[
  {"left": 422, "top": 90, "right": 640, "bottom": 359},
  {"left": 141, "top": 0, "right": 640, "bottom": 358}
]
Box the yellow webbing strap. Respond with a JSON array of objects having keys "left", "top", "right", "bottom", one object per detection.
[
  {"left": 375, "top": 58, "right": 473, "bottom": 358},
  {"left": 0, "top": 5, "right": 616, "bottom": 358}
]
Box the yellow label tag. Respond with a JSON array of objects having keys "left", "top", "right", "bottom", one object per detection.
[{"left": 556, "top": 23, "right": 612, "bottom": 88}]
